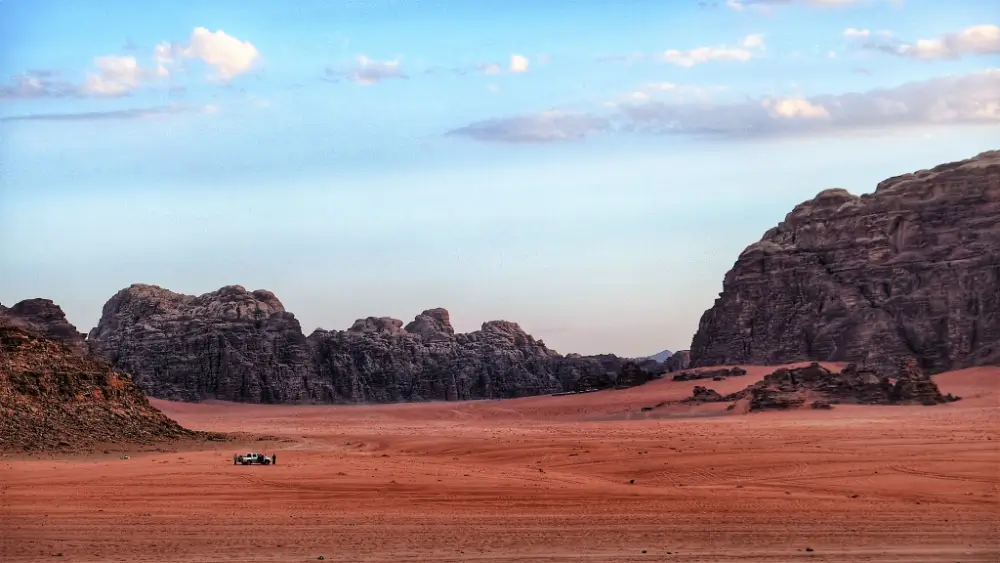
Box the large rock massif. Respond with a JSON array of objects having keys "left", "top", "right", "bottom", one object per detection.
[
  {"left": 691, "top": 150, "right": 1000, "bottom": 376},
  {"left": 87, "top": 285, "right": 632, "bottom": 403},
  {"left": 0, "top": 301, "right": 197, "bottom": 451}
]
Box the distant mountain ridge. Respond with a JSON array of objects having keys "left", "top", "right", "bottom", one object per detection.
[
  {"left": 645, "top": 349, "right": 673, "bottom": 363},
  {"left": 84, "top": 284, "right": 645, "bottom": 404}
]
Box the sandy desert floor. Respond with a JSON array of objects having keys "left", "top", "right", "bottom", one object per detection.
[{"left": 2, "top": 364, "right": 998, "bottom": 562}]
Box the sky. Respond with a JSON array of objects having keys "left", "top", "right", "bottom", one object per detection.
[{"left": 1, "top": 0, "right": 998, "bottom": 357}]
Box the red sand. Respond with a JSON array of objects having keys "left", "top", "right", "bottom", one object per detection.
[{"left": 2, "top": 364, "right": 998, "bottom": 562}]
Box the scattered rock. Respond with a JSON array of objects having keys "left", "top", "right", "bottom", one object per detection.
[
  {"left": 684, "top": 360, "right": 958, "bottom": 412},
  {"left": 672, "top": 367, "right": 747, "bottom": 382}
]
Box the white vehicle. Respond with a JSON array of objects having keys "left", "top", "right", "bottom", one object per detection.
[{"left": 234, "top": 452, "right": 272, "bottom": 465}]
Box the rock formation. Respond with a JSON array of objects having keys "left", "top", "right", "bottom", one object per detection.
[
  {"left": 0, "top": 301, "right": 198, "bottom": 451},
  {"left": 672, "top": 366, "right": 747, "bottom": 382},
  {"left": 663, "top": 350, "right": 691, "bottom": 372},
  {"left": 690, "top": 150, "right": 1000, "bottom": 376},
  {"left": 87, "top": 284, "right": 628, "bottom": 404},
  {"left": 87, "top": 284, "right": 316, "bottom": 403},
  {"left": 682, "top": 361, "right": 958, "bottom": 411}
]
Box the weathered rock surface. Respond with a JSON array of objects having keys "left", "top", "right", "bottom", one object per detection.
[
  {"left": 682, "top": 361, "right": 958, "bottom": 411},
  {"left": 87, "top": 285, "right": 631, "bottom": 404},
  {"left": 664, "top": 350, "right": 691, "bottom": 373},
  {"left": 0, "top": 302, "right": 200, "bottom": 451},
  {"left": 0, "top": 299, "right": 88, "bottom": 356},
  {"left": 672, "top": 366, "right": 747, "bottom": 382},
  {"left": 87, "top": 284, "right": 316, "bottom": 403},
  {"left": 690, "top": 150, "right": 1000, "bottom": 376}
]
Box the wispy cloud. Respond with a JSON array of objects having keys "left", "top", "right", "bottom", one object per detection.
[
  {"left": 0, "top": 104, "right": 216, "bottom": 123},
  {"left": 602, "top": 35, "right": 765, "bottom": 67},
  {"left": 855, "top": 24, "right": 1000, "bottom": 60},
  {"left": 326, "top": 56, "right": 406, "bottom": 84},
  {"left": 0, "top": 71, "right": 81, "bottom": 101},
  {"left": 446, "top": 111, "right": 611, "bottom": 143},
  {"left": 728, "top": 0, "right": 875, "bottom": 11},
  {"left": 448, "top": 69, "right": 1000, "bottom": 143}
]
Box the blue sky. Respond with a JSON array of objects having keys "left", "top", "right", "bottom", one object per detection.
[{"left": 1, "top": 0, "right": 998, "bottom": 356}]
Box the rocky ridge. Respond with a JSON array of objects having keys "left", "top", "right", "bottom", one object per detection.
[
  {"left": 87, "top": 284, "right": 634, "bottom": 403},
  {"left": 0, "top": 301, "right": 199, "bottom": 451},
  {"left": 690, "top": 150, "right": 1000, "bottom": 376}
]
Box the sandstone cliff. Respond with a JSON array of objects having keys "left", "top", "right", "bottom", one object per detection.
[
  {"left": 690, "top": 150, "right": 1000, "bottom": 376},
  {"left": 0, "top": 300, "right": 197, "bottom": 451},
  {"left": 87, "top": 284, "right": 315, "bottom": 403},
  {"left": 87, "top": 285, "right": 627, "bottom": 403}
]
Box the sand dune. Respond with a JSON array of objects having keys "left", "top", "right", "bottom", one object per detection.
[{"left": 2, "top": 364, "right": 997, "bottom": 562}]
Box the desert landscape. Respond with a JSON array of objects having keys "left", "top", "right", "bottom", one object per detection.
[
  {"left": 2, "top": 364, "right": 998, "bottom": 562},
  {"left": 3, "top": 150, "right": 1000, "bottom": 562}
]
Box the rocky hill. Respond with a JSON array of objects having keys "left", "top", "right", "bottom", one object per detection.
[
  {"left": 690, "top": 150, "right": 1000, "bottom": 376},
  {"left": 0, "top": 301, "right": 198, "bottom": 451},
  {"left": 87, "top": 284, "right": 627, "bottom": 403}
]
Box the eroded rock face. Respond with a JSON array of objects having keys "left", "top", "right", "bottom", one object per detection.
[
  {"left": 87, "top": 284, "right": 316, "bottom": 403},
  {"left": 0, "top": 303, "right": 199, "bottom": 451},
  {"left": 664, "top": 351, "right": 691, "bottom": 372},
  {"left": 87, "top": 286, "right": 625, "bottom": 404},
  {"left": 309, "top": 315, "right": 591, "bottom": 403},
  {"left": 0, "top": 299, "right": 88, "bottom": 356},
  {"left": 691, "top": 150, "right": 1000, "bottom": 376}
]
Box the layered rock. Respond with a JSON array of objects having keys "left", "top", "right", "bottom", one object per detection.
[
  {"left": 691, "top": 150, "right": 1000, "bottom": 376},
  {"left": 0, "top": 299, "right": 88, "bottom": 356},
  {"left": 672, "top": 366, "right": 747, "bottom": 382},
  {"left": 682, "top": 361, "right": 958, "bottom": 411},
  {"left": 87, "top": 286, "right": 627, "bottom": 404},
  {"left": 0, "top": 301, "right": 198, "bottom": 451},
  {"left": 308, "top": 313, "right": 566, "bottom": 402},
  {"left": 87, "top": 284, "right": 315, "bottom": 403}
]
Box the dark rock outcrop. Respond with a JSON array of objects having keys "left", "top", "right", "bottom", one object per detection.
[
  {"left": 308, "top": 314, "right": 565, "bottom": 402},
  {"left": 682, "top": 361, "right": 958, "bottom": 411},
  {"left": 0, "top": 302, "right": 199, "bottom": 451},
  {"left": 0, "top": 299, "right": 88, "bottom": 356},
  {"left": 87, "top": 284, "right": 317, "bottom": 403},
  {"left": 690, "top": 150, "right": 1000, "bottom": 376},
  {"left": 86, "top": 285, "right": 630, "bottom": 404},
  {"left": 664, "top": 350, "right": 691, "bottom": 372},
  {"left": 672, "top": 366, "right": 747, "bottom": 382}
]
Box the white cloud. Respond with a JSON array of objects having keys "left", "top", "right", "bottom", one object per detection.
[
  {"left": 742, "top": 34, "right": 766, "bottom": 49},
  {"left": 657, "top": 34, "right": 765, "bottom": 67},
  {"left": 859, "top": 25, "right": 1000, "bottom": 60},
  {"left": 450, "top": 69, "right": 1000, "bottom": 143},
  {"left": 843, "top": 28, "right": 871, "bottom": 38},
  {"left": 179, "top": 28, "right": 260, "bottom": 80},
  {"left": 763, "top": 97, "right": 831, "bottom": 119},
  {"left": 81, "top": 56, "right": 154, "bottom": 96},
  {"left": 728, "top": 0, "right": 870, "bottom": 10},
  {"left": 509, "top": 54, "right": 530, "bottom": 73},
  {"left": 326, "top": 56, "right": 406, "bottom": 84}
]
